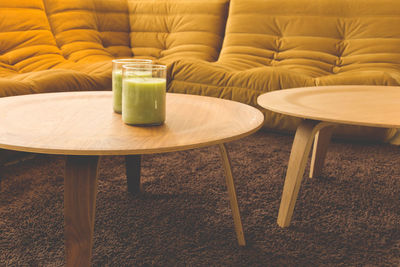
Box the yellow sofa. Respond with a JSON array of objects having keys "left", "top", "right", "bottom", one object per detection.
[
  {"left": 1, "top": 0, "right": 400, "bottom": 140},
  {"left": 0, "top": 0, "right": 228, "bottom": 95}
]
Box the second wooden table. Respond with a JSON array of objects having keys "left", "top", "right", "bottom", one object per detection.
[{"left": 258, "top": 85, "right": 400, "bottom": 228}]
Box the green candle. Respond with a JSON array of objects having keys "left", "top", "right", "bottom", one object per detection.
[
  {"left": 113, "top": 70, "right": 151, "bottom": 114},
  {"left": 112, "top": 59, "right": 152, "bottom": 113},
  {"left": 112, "top": 70, "right": 123, "bottom": 113},
  {"left": 122, "top": 77, "right": 166, "bottom": 125}
]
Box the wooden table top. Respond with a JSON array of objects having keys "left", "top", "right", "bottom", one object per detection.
[
  {"left": 0, "top": 92, "right": 264, "bottom": 155},
  {"left": 257, "top": 85, "right": 400, "bottom": 128}
]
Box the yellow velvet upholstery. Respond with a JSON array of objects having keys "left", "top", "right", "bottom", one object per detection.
[
  {"left": 0, "top": 0, "right": 63, "bottom": 73},
  {"left": 0, "top": 0, "right": 399, "bottom": 140},
  {"left": 128, "top": 0, "right": 228, "bottom": 63},
  {"left": 44, "top": 0, "right": 131, "bottom": 62}
]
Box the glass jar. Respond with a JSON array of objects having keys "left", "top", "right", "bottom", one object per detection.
[
  {"left": 122, "top": 64, "right": 167, "bottom": 126},
  {"left": 112, "top": 59, "right": 152, "bottom": 113}
]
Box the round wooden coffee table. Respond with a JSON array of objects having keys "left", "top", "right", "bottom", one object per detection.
[
  {"left": 258, "top": 85, "right": 400, "bottom": 228},
  {"left": 0, "top": 92, "right": 263, "bottom": 266}
]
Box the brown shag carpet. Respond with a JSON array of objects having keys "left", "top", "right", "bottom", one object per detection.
[{"left": 1, "top": 131, "right": 399, "bottom": 266}]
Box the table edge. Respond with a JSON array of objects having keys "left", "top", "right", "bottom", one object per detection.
[
  {"left": 0, "top": 121, "right": 263, "bottom": 156},
  {"left": 257, "top": 86, "right": 400, "bottom": 129}
]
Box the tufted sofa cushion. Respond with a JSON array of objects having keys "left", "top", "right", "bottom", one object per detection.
[
  {"left": 128, "top": 0, "right": 229, "bottom": 63},
  {"left": 44, "top": 0, "right": 131, "bottom": 62},
  {"left": 0, "top": 0, "right": 64, "bottom": 73},
  {"left": 170, "top": 0, "right": 400, "bottom": 139}
]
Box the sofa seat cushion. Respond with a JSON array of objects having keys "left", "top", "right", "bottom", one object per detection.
[
  {"left": 169, "top": 59, "right": 314, "bottom": 105},
  {"left": 169, "top": 59, "right": 311, "bottom": 133},
  {"left": 317, "top": 68, "right": 400, "bottom": 86},
  {"left": 0, "top": 78, "right": 35, "bottom": 97},
  {"left": 0, "top": 60, "right": 113, "bottom": 97},
  {"left": 169, "top": 59, "right": 399, "bottom": 140},
  {"left": 0, "top": 69, "right": 106, "bottom": 97}
]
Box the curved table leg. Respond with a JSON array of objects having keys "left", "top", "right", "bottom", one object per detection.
[
  {"left": 277, "top": 120, "right": 334, "bottom": 228},
  {"left": 125, "top": 155, "right": 142, "bottom": 195},
  {"left": 65, "top": 156, "right": 99, "bottom": 267},
  {"left": 218, "top": 143, "right": 246, "bottom": 246},
  {"left": 309, "top": 126, "right": 335, "bottom": 178}
]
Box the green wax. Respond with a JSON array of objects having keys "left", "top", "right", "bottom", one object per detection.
[
  {"left": 112, "top": 70, "right": 123, "bottom": 113},
  {"left": 122, "top": 77, "right": 166, "bottom": 125},
  {"left": 113, "top": 70, "right": 152, "bottom": 114}
]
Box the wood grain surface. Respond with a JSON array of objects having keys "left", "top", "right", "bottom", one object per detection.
[
  {"left": 0, "top": 92, "right": 264, "bottom": 155},
  {"left": 219, "top": 143, "right": 246, "bottom": 246},
  {"left": 257, "top": 85, "right": 400, "bottom": 128},
  {"left": 64, "top": 156, "right": 99, "bottom": 266}
]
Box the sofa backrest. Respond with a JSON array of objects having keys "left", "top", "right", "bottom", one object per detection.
[
  {"left": 0, "top": 0, "right": 64, "bottom": 73},
  {"left": 44, "top": 0, "right": 131, "bottom": 62},
  {"left": 0, "top": 0, "right": 229, "bottom": 70},
  {"left": 127, "top": 0, "right": 229, "bottom": 63},
  {"left": 5, "top": 0, "right": 399, "bottom": 76},
  {"left": 219, "top": 0, "right": 400, "bottom": 77}
]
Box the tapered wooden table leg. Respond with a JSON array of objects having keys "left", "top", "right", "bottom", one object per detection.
[
  {"left": 277, "top": 120, "right": 334, "bottom": 228},
  {"left": 218, "top": 143, "right": 246, "bottom": 246},
  {"left": 125, "top": 155, "right": 141, "bottom": 195},
  {"left": 309, "top": 126, "right": 335, "bottom": 178},
  {"left": 65, "top": 156, "right": 99, "bottom": 267}
]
